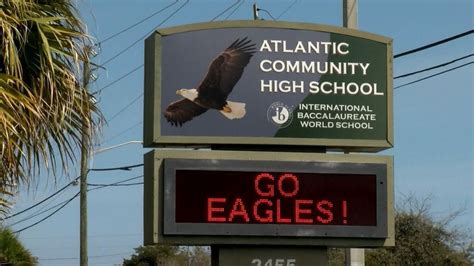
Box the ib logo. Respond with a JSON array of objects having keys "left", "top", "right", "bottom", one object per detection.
[{"left": 267, "top": 102, "right": 293, "bottom": 128}]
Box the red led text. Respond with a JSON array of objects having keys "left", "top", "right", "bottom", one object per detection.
[{"left": 206, "top": 173, "right": 348, "bottom": 225}]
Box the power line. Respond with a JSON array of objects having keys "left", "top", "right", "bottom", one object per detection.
[
  {"left": 257, "top": 8, "right": 276, "bottom": 20},
  {"left": 89, "top": 182, "right": 143, "bottom": 187},
  {"left": 394, "top": 54, "right": 474, "bottom": 79},
  {"left": 97, "top": 1, "right": 179, "bottom": 45},
  {"left": 394, "top": 29, "right": 473, "bottom": 58},
  {"left": 394, "top": 61, "right": 473, "bottom": 90},
  {"left": 224, "top": 0, "right": 245, "bottom": 20},
  {"left": 87, "top": 175, "right": 143, "bottom": 187},
  {"left": 93, "top": 140, "right": 142, "bottom": 155},
  {"left": 89, "top": 163, "right": 143, "bottom": 172},
  {"left": 277, "top": 0, "right": 298, "bottom": 19},
  {"left": 107, "top": 93, "right": 144, "bottom": 122},
  {"left": 13, "top": 192, "right": 80, "bottom": 234},
  {"left": 211, "top": 0, "right": 241, "bottom": 21},
  {"left": 39, "top": 252, "right": 132, "bottom": 261},
  {"left": 8, "top": 182, "right": 73, "bottom": 226},
  {"left": 2, "top": 175, "right": 81, "bottom": 220},
  {"left": 93, "top": 64, "right": 143, "bottom": 94},
  {"left": 8, "top": 196, "right": 74, "bottom": 227},
  {"left": 101, "top": 121, "right": 143, "bottom": 145},
  {"left": 102, "top": 0, "right": 190, "bottom": 66},
  {"left": 4, "top": 163, "right": 143, "bottom": 223},
  {"left": 21, "top": 233, "right": 140, "bottom": 239},
  {"left": 87, "top": 175, "right": 144, "bottom": 192},
  {"left": 12, "top": 174, "right": 145, "bottom": 233},
  {"left": 87, "top": 182, "right": 143, "bottom": 192}
]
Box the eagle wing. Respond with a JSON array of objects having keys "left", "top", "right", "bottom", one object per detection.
[
  {"left": 164, "top": 98, "right": 208, "bottom": 126},
  {"left": 197, "top": 38, "right": 256, "bottom": 99}
]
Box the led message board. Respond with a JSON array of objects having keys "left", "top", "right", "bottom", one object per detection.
[
  {"left": 144, "top": 20, "right": 393, "bottom": 151},
  {"left": 175, "top": 170, "right": 377, "bottom": 226},
  {"left": 144, "top": 150, "right": 395, "bottom": 246}
]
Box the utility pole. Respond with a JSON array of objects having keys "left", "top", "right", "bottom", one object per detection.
[
  {"left": 343, "top": 1, "right": 363, "bottom": 265},
  {"left": 80, "top": 46, "right": 91, "bottom": 266},
  {"left": 343, "top": 2, "right": 364, "bottom": 265},
  {"left": 253, "top": 3, "right": 259, "bottom": 20},
  {"left": 343, "top": 0, "right": 358, "bottom": 28}
]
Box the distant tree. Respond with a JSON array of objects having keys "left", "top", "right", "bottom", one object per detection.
[
  {"left": 328, "top": 248, "right": 345, "bottom": 266},
  {"left": 123, "top": 245, "right": 211, "bottom": 266},
  {"left": 186, "top": 246, "right": 211, "bottom": 266},
  {"left": 329, "top": 196, "right": 473, "bottom": 265},
  {"left": 123, "top": 245, "right": 187, "bottom": 266},
  {"left": 0, "top": 227, "right": 37, "bottom": 265},
  {"left": 365, "top": 196, "right": 472, "bottom": 265}
]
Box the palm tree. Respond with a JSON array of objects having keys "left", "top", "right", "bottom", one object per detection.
[
  {"left": 0, "top": 226, "right": 37, "bottom": 265},
  {"left": 0, "top": 1, "right": 101, "bottom": 211}
]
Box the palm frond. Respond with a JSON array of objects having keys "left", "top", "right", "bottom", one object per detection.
[{"left": 0, "top": 0, "right": 103, "bottom": 212}]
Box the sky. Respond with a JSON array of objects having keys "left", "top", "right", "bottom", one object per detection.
[{"left": 3, "top": 0, "right": 473, "bottom": 265}]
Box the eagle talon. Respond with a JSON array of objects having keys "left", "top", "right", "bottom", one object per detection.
[{"left": 222, "top": 105, "right": 232, "bottom": 113}]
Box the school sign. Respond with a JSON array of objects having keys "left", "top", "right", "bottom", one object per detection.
[{"left": 144, "top": 20, "right": 393, "bottom": 151}]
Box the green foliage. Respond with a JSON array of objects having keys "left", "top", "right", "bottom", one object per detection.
[
  {"left": 0, "top": 0, "right": 102, "bottom": 212},
  {"left": 365, "top": 212, "right": 472, "bottom": 265},
  {"left": 123, "top": 245, "right": 185, "bottom": 266},
  {"left": 188, "top": 246, "right": 211, "bottom": 266},
  {"left": 328, "top": 248, "right": 345, "bottom": 266},
  {"left": 0, "top": 227, "right": 37, "bottom": 265},
  {"left": 328, "top": 197, "right": 472, "bottom": 265},
  {"left": 123, "top": 245, "right": 211, "bottom": 266}
]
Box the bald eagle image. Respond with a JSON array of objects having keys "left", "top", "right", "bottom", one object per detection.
[{"left": 164, "top": 38, "right": 256, "bottom": 126}]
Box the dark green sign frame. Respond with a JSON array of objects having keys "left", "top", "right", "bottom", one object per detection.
[
  {"left": 144, "top": 149, "right": 394, "bottom": 247},
  {"left": 144, "top": 20, "right": 393, "bottom": 151}
]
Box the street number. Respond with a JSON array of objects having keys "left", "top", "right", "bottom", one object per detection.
[{"left": 251, "top": 258, "right": 296, "bottom": 266}]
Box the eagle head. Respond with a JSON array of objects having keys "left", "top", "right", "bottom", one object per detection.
[{"left": 176, "top": 88, "right": 198, "bottom": 101}]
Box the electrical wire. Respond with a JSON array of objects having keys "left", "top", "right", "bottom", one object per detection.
[
  {"left": 394, "top": 61, "right": 473, "bottom": 90},
  {"left": 224, "top": 0, "right": 245, "bottom": 20},
  {"left": 93, "top": 64, "right": 143, "bottom": 94},
  {"left": 89, "top": 182, "right": 143, "bottom": 187},
  {"left": 13, "top": 192, "right": 80, "bottom": 234},
  {"left": 277, "top": 0, "right": 297, "bottom": 19},
  {"left": 5, "top": 163, "right": 141, "bottom": 225},
  {"left": 102, "top": 0, "right": 190, "bottom": 66},
  {"left": 101, "top": 121, "right": 143, "bottom": 145},
  {"left": 87, "top": 175, "right": 143, "bottom": 187},
  {"left": 39, "top": 252, "right": 132, "bottom": 261},
  {"left": 21, "top": 233, "right": 140, "bottom": 239},
  {"left": 210, "top": 0, "right": 241, "bottom": 21},
  {"left": 394, "top": 29, "right": 473, "bottom": 58},
  {"left": 97, "top": 1, "right": 179, "bottom": 45},
  {"left": 394, "top": 54, "right": 473, "bottom": 79},
  {"left": 89, "top": 163, "right": 144, "bottom": 172},
  {"left": 2, "top": 175, "right": 81, "bottom": 220},
  {"left": 87, "top": 175, "right": 144, "bottom": 192},
  {"left": 8, "top": 196, "right": 74, "bottom": 227},
  {"left": 257, "top": 8, "right": 276, "bottom": 21},
  {"left": 107, "top": 93, "right": 144, "bottom": 122},
  {"left": 12, "top": 174, "right": 145, "bottom": 233}
]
